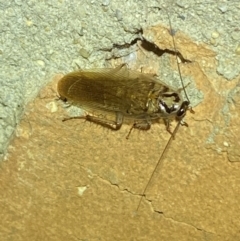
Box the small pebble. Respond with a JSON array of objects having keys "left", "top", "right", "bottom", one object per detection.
[
  {"left": 223, "top": 141, "right": 229, "bottom": 147},
  {"left": 36, "top": 60, "right": 45, "bottom": 67},
  {"left": 231, "top": 32, "right": 240, "bottom": 41},
  {"left": 46, "top": 102, "right": 58, "bottom": 113},
  {"left": 115, "top": 9, "right": 122, "bottom": 21},
  {"left": 218, "top": 5, "right": 228, "bottom": 13},
  {"left": 212, "top": 31, "right": 220, "bottom": 39},
  {"left": 79, "top": 48, "right": 90, "bottom": 59}
]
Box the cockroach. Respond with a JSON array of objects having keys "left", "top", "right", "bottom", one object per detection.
[{"left": 57, "top": 11, "right": 193, "bottom": 211}]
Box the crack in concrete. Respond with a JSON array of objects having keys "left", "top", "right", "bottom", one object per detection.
[
  {"left": 150, "top": 202, "right": 215, "bottom": 235},
  {"left": 79, "top": 163, "right": 215, "bottom": 236}
]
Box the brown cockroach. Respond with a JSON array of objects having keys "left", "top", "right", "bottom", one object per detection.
[{"left": 57, "top": 12, "right": 193, "bottom": 211}]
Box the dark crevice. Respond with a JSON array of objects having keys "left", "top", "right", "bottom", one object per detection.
[
  {"left": 98, "top": 38, "right": 142, "bottom": 53},
  {"left": 112, "top": 37, "right": 142, "bottom": 50},
  {"left": 140, "top": 37, "right": 191, "bottom": 64},
  {"left": 99, "top": 31, "right": 191, "bottom": 64},
  {"left": 140, "top": 39, "right": 165, "bottom": 56}
]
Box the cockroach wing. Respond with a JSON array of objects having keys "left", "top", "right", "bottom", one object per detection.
[{"left": 57, "top": 66, "right": 169, "bottom": 119}]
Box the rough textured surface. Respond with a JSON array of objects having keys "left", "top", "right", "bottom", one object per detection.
[
  {"left": 1, "top": 1, "right": 240, "bottom": 241},
  {"left": 1, "top": 0, "right": 240, "bottom": 158}
]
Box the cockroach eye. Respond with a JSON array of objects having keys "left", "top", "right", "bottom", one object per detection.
[{"left": 177, "top": 101, "right": 190, "bottom": 118}]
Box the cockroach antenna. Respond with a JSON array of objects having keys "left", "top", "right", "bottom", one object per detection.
[
  {"left": 165, "top": 10, "right": 191, "bottom": 104},
  {"left": 136, "top": 8, "right": 194, "bottom": 211}
]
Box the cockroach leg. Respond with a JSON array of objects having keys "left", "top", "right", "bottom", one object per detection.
[
  {"left": 62, "top": 112, "right": 124, "bottom": 131},
  {"left": 163, "top": 119, "right": 176, "bottom": 139},
  {"left": 180, "top": 120, "right": 188, "bottom": 127},
  {"left": 126, "top": 121, "right": 151, "bottom": 139}
]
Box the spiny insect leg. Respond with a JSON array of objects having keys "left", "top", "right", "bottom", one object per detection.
[
  {"left": 62, "top": 112, "right": 124, "bottom": 130},
  {"left": 163, "top": 119, "right": 175, "bottom": 139},
  {"left": 126, "top": 121, "right": 151, "bottom": 139}
]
